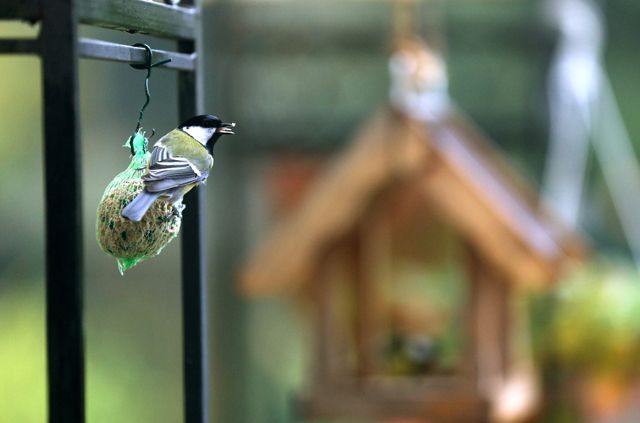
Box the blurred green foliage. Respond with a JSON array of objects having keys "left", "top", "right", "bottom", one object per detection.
[
  {"left": 530, "top": 259, "right": 640, "bottom": 422},
  {"left": 547, "top": 261, "right": 640, "bottom": 378},
  {"left": 0, "top": 278, "right": 183, "bottom": 423},
  {"left": 0, "top": 281, "right": 45, "bottom": 423}
]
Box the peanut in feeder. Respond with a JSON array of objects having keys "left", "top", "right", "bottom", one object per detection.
[
  {"left": 95, "top": 43, "right": 178, "bottom": 274},
  {"left": 96, "top": 130, "right": 182, "bottom": 274}
]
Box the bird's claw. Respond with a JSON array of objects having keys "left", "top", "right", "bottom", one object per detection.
[{"left": 172, "top": 203, "right": 186, "bottom": 219}]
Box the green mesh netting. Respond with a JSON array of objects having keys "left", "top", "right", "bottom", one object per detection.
[{"left": 96, "top": 130, "right": 182, "bottom": 274}]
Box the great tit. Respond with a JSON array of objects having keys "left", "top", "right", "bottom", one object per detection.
[{"left": 121, "top": 114, "right": 235, "bottom": 222}]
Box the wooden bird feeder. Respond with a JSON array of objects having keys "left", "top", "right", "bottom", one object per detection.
[
  {"left": 239, "top": 108, "right": 585, "bottom": 421},
  {"left": 240, "top": 41, "right": 584, "bottom": 422}
]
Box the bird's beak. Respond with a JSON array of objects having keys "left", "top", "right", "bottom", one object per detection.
[{"left": 217, "top": 122, "right": 236, "bottom": 135}]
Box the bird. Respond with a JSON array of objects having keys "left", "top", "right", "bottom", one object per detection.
[{"left": 121, "top": 114, "right": 235, "bottom": 222}]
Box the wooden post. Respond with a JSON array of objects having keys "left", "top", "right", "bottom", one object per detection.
[
  {"left": 313, "top": 243, "right": 348, "bottom": 387},
  {"left": 352, "top": 209, "right": 392, "bottom": 380},
  {"left": 466, "top": 245, "right": 510, "bottom": 396},
  {"left": 352, "top": 231, "right": 375, "bottom": 380}
]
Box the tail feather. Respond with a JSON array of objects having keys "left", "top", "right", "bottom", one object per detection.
[{"left": 121, "top": 190, "right": 162, "bottom": 222}]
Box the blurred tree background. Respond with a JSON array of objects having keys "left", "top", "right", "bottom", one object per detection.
[{"left": 2, "top": 0, "right": 640, "bottom": 422}]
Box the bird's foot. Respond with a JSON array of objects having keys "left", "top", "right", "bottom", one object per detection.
[{"left": 172, "top": 203, "right": 186, "bottom": 219}]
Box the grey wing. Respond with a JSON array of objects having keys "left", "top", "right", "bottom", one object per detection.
[{"left": 143, "top": 144, "right": 209, "bottom": 193}]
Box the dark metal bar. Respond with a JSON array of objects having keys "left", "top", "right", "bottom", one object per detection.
[
  {"left": 78, "top": 0, "right": 197, "bottom": 40},
  {"left": 79, "top": 38, "right": 195, "bottom": 71},
  {"left": 0, "top": 38, "right": 39, "bottom": 54},
  {"left": 179, "top": 0, "right": 208, "bottom": 420},
  {"left": 180, "top": 183, "right": 209, "bottom": 423},
  {"left": 0, "top": 0, "right": 40, "bottom": 21},
  {"left": 41, "top": 0, "right": 85, "bottom": 422}
]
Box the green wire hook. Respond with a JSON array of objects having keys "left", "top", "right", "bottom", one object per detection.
[{"left": 127, "top": 43, "right": 172, "bottom": 155}]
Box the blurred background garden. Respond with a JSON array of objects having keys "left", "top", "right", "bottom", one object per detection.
[{"left": 3, "top": 0, "right": 640, "bottom": 422}]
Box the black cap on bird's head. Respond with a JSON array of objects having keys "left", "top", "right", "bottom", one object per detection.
[{"left": 179, "top": 114, "right": 236, "bottom": 150}]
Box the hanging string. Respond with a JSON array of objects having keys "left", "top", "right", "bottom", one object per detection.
[
  {"left": 392, "top": 0, "right": 416, "bottom": 45},
  {"left": 127, "top": 43, "right": 171, "bottom": 154},
  {"left": 390, "top": 0, "right": 449, "bottom": 55},
  {"left": 388, "top": 0, "right": 449, "bottom": 121}
]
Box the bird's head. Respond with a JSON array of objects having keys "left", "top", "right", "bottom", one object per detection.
[{"left": 179, "top": 114, "right": 236, "bottom": 151}]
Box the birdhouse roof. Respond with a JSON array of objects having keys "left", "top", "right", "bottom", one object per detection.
[{"left": 240, "top": 107, "right": 584, "bottom": 296}]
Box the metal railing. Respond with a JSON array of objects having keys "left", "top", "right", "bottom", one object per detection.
[{"left": 0, "top": 1, "right": 208, "bottom": 422}]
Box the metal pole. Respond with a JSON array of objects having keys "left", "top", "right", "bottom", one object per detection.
[
  {"left": 41, "top": 0, "right": 85, "bottom": 422},
  {"left": 179, "top": 1, "right": 208, "bottom": 421},
  {"left": 179, "top": 58, "right": 208, "bottom": 423}
]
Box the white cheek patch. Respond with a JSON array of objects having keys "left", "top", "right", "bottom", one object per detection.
[{"left": 183, "top": 126, "right": 216, "bottom": 145}]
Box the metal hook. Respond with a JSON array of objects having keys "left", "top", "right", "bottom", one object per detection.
[{"left": 127, "top": 43, "right": 172, "bottom": 154}]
